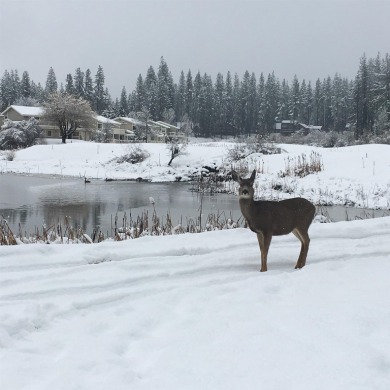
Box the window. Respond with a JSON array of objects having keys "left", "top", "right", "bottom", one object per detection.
[
  {"left": 98, "top": 123, "right": 102, "bottom": 129},
  {"left": 47, "top": 130, "right": 52, "bottom": 137}
]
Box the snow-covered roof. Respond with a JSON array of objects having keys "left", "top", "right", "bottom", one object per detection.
[
  {"left": 95, "top": 115, "right": 120, "bottom": 125},
  {"left": 114, "top": 117, "right": 145, "bottom": 126},
  {"left": 155, "top": 120, "right": 180, "bottom": 130},
  {"left": 2, "top": 105, "right": 44, "bottom": 117}
]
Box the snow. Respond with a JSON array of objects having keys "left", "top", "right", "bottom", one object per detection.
[
  {"left": 1, "top": 140, "right": 390, "bottom": 388},
  {"left": 95, "top": 115, "right": 120, "bottom": 125},
  {"left": 2, "top": 105, "right": 44, "bottom": 117},
  {"left": 1, "top": 217, "right": 390, "bottom": 389},
  {"left": 1, "top": 140, "right": 389, "bottom": 209}
]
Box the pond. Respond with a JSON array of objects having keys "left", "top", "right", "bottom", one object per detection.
[
  {"left": 0, "top": 174, "right": 241, "bottom": 236},
  {"left": 0, "top": 174, "right": 388, "bottom": 237}
]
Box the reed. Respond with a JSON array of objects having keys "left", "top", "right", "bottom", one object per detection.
[{"left": 0, "top": 209, "right": 244, "bottom": 245}]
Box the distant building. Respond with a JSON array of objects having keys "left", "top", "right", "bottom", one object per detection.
[{"left": 274, "top": 120, "right": 322, "bottom": 135}]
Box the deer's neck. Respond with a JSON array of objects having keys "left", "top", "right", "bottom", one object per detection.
[{"left": 239, "top": 197, "right": 257, "bottom": 220}]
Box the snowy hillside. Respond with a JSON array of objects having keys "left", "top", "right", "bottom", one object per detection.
[
  {"left": 1, "top": 217, "right": 390, "bottom": 389},
  {"left": 1, "top": 140, "right": 389, "bottom": 209}
]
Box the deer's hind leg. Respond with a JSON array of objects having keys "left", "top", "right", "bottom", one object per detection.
[
  {"left": 257, "top": 231, "right": 272, "bottom": 272},
  {"left": 292, "top": 228, "right": 310, "bottom": 269}
]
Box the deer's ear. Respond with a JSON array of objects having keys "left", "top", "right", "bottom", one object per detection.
[
  {"left": 250, "top": 170, "right": 256, "bottom": 182},
  {"left": 231, "top": 170, "right": 239, "bottom": 182}
]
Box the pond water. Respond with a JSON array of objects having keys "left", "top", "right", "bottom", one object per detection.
[
  {"left": 0, "top": 174, "right": 241, "bottom": 236},
  {"left": 0, "top": 174, "right": 388, "bottom": 236}
]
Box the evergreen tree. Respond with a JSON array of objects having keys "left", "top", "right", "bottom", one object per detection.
[
  {"left": 31, "top": 82, "right": 45, "bottom": 103},
  {"left": 119, "top": 86, "right": 129, "bottom": 116},
  {"left": 185, "top": 70, "right": 193, "bottom": 120},
  {"left": 134, "top": 74, "right": 146, "bottom": 112},
  {"left": 232, "top": 73, "right": 241, "bottom": 134},
  {"left": 313, "top": 79, "right": 323, "bottom": 126},
  {"left": 175, "top": 71, "right": 186, "bottom": 121},
  {"left": 45, "top": 67, "right": 58, "bottom": 96},
  {"left": 225, "top": 71, "right": 235, "bottom": 135},
  {"left": 1, "top": 70, "right": 13, "bottom": 110},
  {"left": 374, "top": 53, "right": 390, "bottom": 131},
  {"left": 257, "top": 73, "right": 266, "bottom": 132},
  {"left": 277, "top": 79, "right": 290, "bottom": 122},
  {"left": 191, "top": 71, "right": 202, "bottom": 132},
  {"left": 263, "top": 72, "right": 280, "bottom": 133},
  {"left": 214, "top": 72, "right": 226, "bottom": 137},
  {"left": 84, "top": 69, "right": 94, "bottom": 108},
  {"left": 157, "top": 57, "right": 175, "bottom": 119},
  {"left": 198, "top": 73, "right": 214, "bottom": 137},
  {"left": 144, "top": 66, "right": 158, "bottom": 119},
  {"left": 65, "top": 74, "right": 74, "bottom": 95},
  {"left": 354, "top": 54, "right": 370, "bottom": 138},
  {"left": 289, "top": 75, "right": 300, "bottom": 122},
  {"left": 73, "top": 68, "right": 85, "bottom": 99},
  {"left": 21, "top": 71, "right": 31, "bottom": 98},
  {"left": 94, "top": 65, "right": 106, "bottom": 114}
]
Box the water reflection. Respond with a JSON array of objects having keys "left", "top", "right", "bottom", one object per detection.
[
  {"left": 1, "top": 174, "right": 388, "bottom": 237},
  {"left": 0, "top": 174, "right": 241, "bottom": 235}
]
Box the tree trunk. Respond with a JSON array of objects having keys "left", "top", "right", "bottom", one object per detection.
[{"left": 62, "top": 134, "right": 67, "bottom": 143}]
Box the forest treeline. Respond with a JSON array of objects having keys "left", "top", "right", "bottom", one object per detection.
[{"left": 1, "top": 53, "right": 389, "bottom": 140}]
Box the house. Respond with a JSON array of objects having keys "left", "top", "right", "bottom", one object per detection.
[
  {"left": 0, "top": 105, "right": 121, "bottom": 142},
  {"left": 0, "top": 105, "right": 61, "bottom": 138},
  {"left": 112, "top": 117, "right": 146, "bottom": 142},
  {"left": 149, "top": 120, "right": 187, "bottom": 142},
  {"left": 274, "top": 120, "right": 322, "bottom": 135}
]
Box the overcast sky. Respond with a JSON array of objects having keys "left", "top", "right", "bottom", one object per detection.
[{"left": 1, "top": 0, "right": 389, "bottom": 98}]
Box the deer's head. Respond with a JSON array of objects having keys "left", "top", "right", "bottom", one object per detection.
[{"left": 231, "top": 169, "right": 256, "bottom": 200}]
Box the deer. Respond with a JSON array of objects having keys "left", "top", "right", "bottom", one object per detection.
[{"left": 231, "top": 169, "right": 315, "bottom": 272}]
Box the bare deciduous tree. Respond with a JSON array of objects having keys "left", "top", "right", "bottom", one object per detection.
[
  {"left": 42, "top": 92, "right": 95, "bottom": 143},
  {"left": 167, "top": 138, "right": 187, "bottom": 166}
]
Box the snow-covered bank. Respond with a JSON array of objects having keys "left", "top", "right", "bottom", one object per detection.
[
  {"left": 1, "top": 217, "right": 390, "bottom": 390},
  {"left": 0, "top": 140, "right": 389, "bottom": 209}
]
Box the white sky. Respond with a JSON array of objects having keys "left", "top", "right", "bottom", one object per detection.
[{"left": 1, "top": 0, "right": 389, "bottom": 98}]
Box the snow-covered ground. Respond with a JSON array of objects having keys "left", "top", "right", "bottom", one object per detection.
[
  {"left": 1, "top": 140, "right": 390, "bottom": 388},
  {"left": 1, "top": 217, "right": 390, "bottom": 390},
  {"left": 0, "top": 140, "right": 389, "bottom": 209}
]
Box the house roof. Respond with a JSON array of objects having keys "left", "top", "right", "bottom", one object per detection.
[
  {"left": 113, "top": 117, "right": 145, "bottom": 126},
  {"left": 155, "top": 120, "right": 179, "bottom": 130},
  {"left": 1, "top": 105, "right": 44, "bottom": 117},
  {"left": 95, "top": 115, "right": 120, "bottom": 125}
]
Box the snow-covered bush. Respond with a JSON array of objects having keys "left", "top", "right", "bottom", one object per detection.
[
  {"left": 111, "top": 144, "right": 150, "bottom": 164},
  {"left": 0, "top": 118, "right": 42, "bottom": 150}
]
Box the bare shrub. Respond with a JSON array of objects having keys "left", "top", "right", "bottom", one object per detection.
[
  {"left": 279, "top": 151, "right": 324, "bottom": 178},
  {"left": 111, "top": 144, "right": 150, "bottom": 164}
]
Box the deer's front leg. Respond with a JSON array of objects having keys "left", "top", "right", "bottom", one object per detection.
[{"left": 257, "top": 232, "right": 272, "bottom": 272}]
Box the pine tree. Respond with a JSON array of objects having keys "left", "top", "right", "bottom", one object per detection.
[
  {"left": 94, "top": 65, "right": 106, "bottom": 114},
  {"left": 191, "top": 71, "right": 202, "bottom": 132},
  {"left": 214, "top": 72, "right": 226, "bottom": 137},
  {"left": 144, "top": 66, "right": 158, "bottom": 119},
  {"left": 225, "top": 71, "right": 235, "bottom": 135},
  {"left": 45, "top": 67, "right": 58, "bottom": 96},
  {"left": 84, "top": 69, "right": 94, "bottom": 107},
  {"left": 134, "top": 74, "right": 146, "bottom": 112},
  {"left": 65, "top": 74, "right": 74, "bottom": 95},
  {"left": 175, "top": 71, "right": 186, "bottom": 121},
  {"left": 157, "top": 57, "right": 175, "bottom": 119},
  {"left": 289, "top": 75, "right": 300, "bottom": 122},
  {"left": 185, "top": 70, "right": 193, "bottom": 120},
  {"left": 257, "top": 73, "right": 266, "bottom": 132},
  {"left": 73, "top": 68, "right": 85, "bottom": 99},
  {"left": 21, "top": 71, "right": 31, "bottom": 98},
  {"left": 119, "top": 86, "right": 129, "bottom": 116}
]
